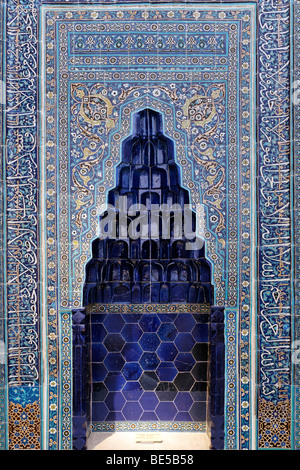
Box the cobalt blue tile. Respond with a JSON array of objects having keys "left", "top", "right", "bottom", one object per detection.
[
  {"left": 139, "top": 391, "right": 159, "bottom": 411},
  {"left": 92, "top": 343, "right": 107, "bottom": 362},
  {"left": 90, "top": 313, "right": 107, "bottom": 323},
  {"left": 140, "top": 412, "right": 158, "bottom": 421},
  {"left": 156, "top": 402, "right": 177, "bottom": 420},
  {"left": 139, "top": 314, "right": 161, "bottom": 332},
  {"left": 122, "top": 362, "right": 143, "bottom": 381},
  {"left": 104, "top": 372, "right": 126, "bottom": 391},
  {"left": 156, "top": 362, "right": 178, "bottom": 381},
  {"left": 191, "top": 343, "right": 209, "bottom": 361},
  {"left": 191, "top": 363, "right": 208, "bottom": 381},
  {"left": 92, "top": 382, "right": 108, "bottom": 402},
  {"left": 106, "top": 412, "right": 125, "bottom": 421},
  {"left": 139, "top": 352, "right": 160, "bottom": 370},
  {"left": 139, "top": 372, "right": 159, "bottom": 390},
  {"left": 193, "top": 314, "right": 210, "bottom": 324},
  {"left": 122, "top": 382, "right": 143, "bottom": 401},
  {"left": 121, "top": 324, "right": 143, "bottom": 342},
  {"left": 174, "top": 373, "right": 195, "bottom": 391},
  {"left": 92, "top": 363, "right": 108, "bottom": 381},
  {"left": 104, "top": 333, "right": 125, "bottom": 352},
  {"left": 123, "top": 402, "right": 143, "bottom": 420},
  {"left": 139, "top": 332, "right": 160, "bottom": 352},
  {"left": 104, "top": 314, "right": 125, "bottom": 333},
  {"left": 174, "top": 353, "right": 195, "bottom": 372},
  {"left": 157, "top": 342, "right": 178, "bottom": 361},
  {"left": 105, "top": 392, "right": 126, "bottom": 411},
  {"left": 122, "top": 314, "right": 142, "bottom": 323},
  {"left": 191, "top": 324, "right": 209, "bottom": 342},
  {"left": 104, "top": 352, "right": 125, "bottom": 372},
  {"left": 157, "top": 323, "right": 178, "bottom": 341},
  {"left": 122, "top": 343, "right": 143, "bottom": 362},
  {"left": 91, "top": 324, "right": 107, "bottom": 342},
  {"left": 155, "top": 382, "right": 178, "bottom": 401},
  {"left": 189, "top": 402, "right": 207, "bottom": 421},
  {"left": 174, "top": 333, "right": 195, "bottom": 352},
  {"left": 175, "top": 412, "right": 192, "bottom": 421},
  {"left": 158, "top": 314, "right": 177, "bottom": 322},
  {"left": 174, "top": 392, "right": 193, "bottom": 412},
  {"left": 191, "top": 382, "right": 207, "bottom": 401},
  {"left": 174, "top": 313, "right": 196, "bottom": 332},
  {"left": 92, "top": 402, "right": 109, "bottom": 421}
]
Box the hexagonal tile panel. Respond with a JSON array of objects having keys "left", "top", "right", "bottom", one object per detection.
[
  {"left": 156, "top": 362, "right": 178, "bottom": 381},
  {"left": 104, "top": 333, "right": 125, "bottom": 352},
  {"left": 91, "top": 343, "right": 107, "bottom": 363},
  {"left": 122, "top": 362, "right": 143, "bottom": 381},
  {"left": 189, "top": 402, "right": 207, "bottom": 421},
  {"left": 92, "top": 402, "right": 109, "bottom": 421},
  {"left": 121, "top": 343, "right": 143, "bottom": 362},
  {"left": 174, "top": 392, "right": 193, "bottom": 412},
  {"left": 155, "top": 382, "right": 178, "bottom": 401},
  {"left": 92, "top": 382, "right": 108, "bottom": 402},
  {"left": 122, "top": 382, "right": 143, "bottom": 401},
  {"left": 157, "top": 342, "right": 178, "bottom": 361},
  {"left": 139, "top": 352, "right": 160, "bottom": 371},
  {"left": 191, "top": 362, "right": 208, "bottom": 381},
  {"left": 139, "top": 332, "right": 160, "bottom": 352},
  {"left": 92, "top": 363, "right": 108, "bottom": 382},
  {"left": 104, "top": 352, "right": 125, "bottom": 372},
  {"left": 104, "top": 314, "right": 125, "bottom": 333},
  {"left": 105, "top": 392, "right": 126, "bottom": 411},
  {"left": 139, "top": 371, "right": 159, "bottom": 391},
  {"left": 174, "top": 353, "right": 195, "bottom": 372},
  {"left": 122, "top": 402, "right": 143, "bottom": 420},
  {"left": 104, "top": 372, "right": 126, "bottom": 392},
  {"left": 139, "top": 391, "right": 159, "bottom": 411},
  {"left": 175, "top": 333, "right": 195, "bottom": 352},
  {"left": 174, "top": 313, "right": 196, "bottom": 332},
  {"left": 157, "top": 323, "right": 178, "bottom": 342},
  {"left": 91, "top": 324, "right": 107, "bottom": 342},
  {"left": 121, "top": 323, "right": 143, "bottom": 342},
  {"left": 191, "top": 343, "right": 209, "bottom": 361},
  {"left": 191, "top": 323, "right": 209, "bottom": 342},
  {"left": 174, "top": 372, "right": 195, "bottom": 391},
  {"left": 155, "top": 402, "right": 177, "bottom": 420},
  {"left": 139, "top": 314, "right": 161, "bottom": 332}
]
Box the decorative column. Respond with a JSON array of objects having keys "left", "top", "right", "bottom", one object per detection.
[
  {"left": 72, "top": 308, "right": 89, "bottom": 450},
  {"left": 210, "top": 306, "right": 225, "bottom": 450}
]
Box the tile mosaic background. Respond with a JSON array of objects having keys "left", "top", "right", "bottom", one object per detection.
[{"left": 0, "top": 0, "right": 298, "bottom": 450}]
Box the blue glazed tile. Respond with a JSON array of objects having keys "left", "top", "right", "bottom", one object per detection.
[
  {"left": 123, "top": 402, "right": 143, "bottom": 420},
  {"left": 175, "top": 412, "right": 192, "bottom": 422},
  {"left": 92, "top": 402, "right": 109, "bottom": 421},
  {"left": 92, "top": 363, "right": 108, "bottom": 382},
  {"left": 156, "top": 362, "right": 178, "bottom": 381},
  {"left": 140, "top": 412, "right": 158, "bottom": 421},
  {"left": 157, "top": 342, "right": 178, "bottom": 361},
  {"left": 105, "top": 392, "right": 126, "bottom": 411},
  {"left": 189, "top": 402, "right": 207, "bottom": 421},
  {"left": 191, "top": 363, "right": 208, "bottom": 381},
  {"left": 139, "top": 332, "right": 160, "bottom": 352},
  {"left": 104, "top": 352, "right": 125, "bottom": 372},
  {"left": 92, "top": 343, "right": 107, "bottom": 362},
  {"left": 139, "top": 352, "right": 160, "bottom": 370},
  {"left": 191, "top": 382, "right": 207, "bottom": 402},
  {"left": 174, "top": 392, "right": 193, "bottom": 411},
  {"left": 122, "top": 362, "right": 143, "bottom": 381},
  {"left": 91, "top": 324, "right": 107, "bottom": 342},
  {"left": 139, "top": 314, "right": 161, "bottom": 332},
  {"left": 156, "top": 402, "right": 177, "bottom": 420},
  {"left": 104, "top": 333, "right": 125, "bottom": 352},
  {"left": 174, "top": 373, "right": 195, "bottom": 391},
  {"left": 121, "top": 324, "right": 143, "bottom": 342},
  {"left": 122, "top": 314, "right": 142, "bottom": 323},
  {"left": 174, "top": 353, "right": 195, "bottom": 372},
  {"left": 158, "top": 314, "right": 177, "bottom": 322},
  {"left": 122, "top": 343, "right": 143, "bottom": 362},
  {"left": 92, "top": 382, "right": 108, "bottom": 402},
  {"left": 191, "top": 343, "right": 209, "bottom": 361},
  {"left": 104, "top": 314, "right": 125, "bottom": 333},
  {"left": 157, "top": 323, "right": 178, "bottom": 341},
  {"left": 139, "top": 372, "right": 159, "bottom": 391},
  {"left": 106, "top": 411, "right": 125, "bottom": 421},
  {"left": 139, "top": 391, "right": 159, "bottom": 411},
  {"left": 155, "top": 382, "right": 178, "bottom": 401},
  {"left": 191, "top": 324, "right": 209, "bottom": 342},
  {"left": 104, "top": 372, "right": 126, "bottom": 392},
  {"left": 174, "top": 314, "right": 196, "bottom": 332},
  {"left": 174, "top": 333, "right": 195, "bottom": 352},
  {"left": 90, "top": 313, "right": 107, "bottom": 323},
  {"left": 122, "top": 382, "right": 143, "bottom": 401}
]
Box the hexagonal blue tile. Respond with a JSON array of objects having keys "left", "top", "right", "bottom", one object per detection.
[
  {"left": 122, "top": 402, "right": 143, "bottom": 420},
  {"left": 122, "top": 343, "right": 143, "bottom": 362},
  {"left": 157, "top": 323, "right": 178, "bottom": 342},
  {"left": 91, "top": 324, "right": 107, "bottom": 342},
  {"left": 121, "top": 324, "right": 143, "bottom": 342},
  {"left": 104, "top": 372, "right": 126, "bottom": 392},
  {"left": 156, "top": 362, "right": 178, "bottom": 381},
  {"left": 105, "top": 392, "right": 126, "bottom": 411},
  {"left": 174, "top": 353, "right": 195, "bottom": 372},
  {"left": 122, "top": 382, "right": 143, "bottom": 401},
  {"left": 92, "top": 363, "right": 108, "bottom": 382},
  {"left": 104, "top": 352, "right": 125, "bottom": 372},
  {"left": 104, "top": 334, "right": 125, "bottom": 352},
  {"left": 191, "top": 324, "right": 209, "bottom": 342},
  {"left": 139, "top": 372, "right": 159, "bottom": 391},
  {"left": 175, "top": 412, "right": 192, "bottom": 421},
  {"left": 139, "top": 332, "right": 160, "bottom": 352},
  {"left": 175, "top": 333, "right": 195, "bottom": 352},
  {"left": 106, "top": 411, "right": 125, "bottom": 421},
  {"left": 157, "top": 342, "right": 178, "bottom": 361},
  {"left": 189, "top": 402, "right": 207, "bottom": 421},
  {"left": 104, "top": 314, "right": 125, "bottom": 333},
  {"left": 139, "top": 391, "right": 159, "bottom": 411},
  {"left": 92, "top": 382, "right": 108, "bottom": 402},
  {"left": 140, "top": 412, "right": 158, "bottom": 421},
  {"left": 122, "top": 362, "right": 143, "bottom": 381},
  {"left": 139, "top": 352, "right": 160, "bottom": 370},
  {"left": 155, "top": 402, "right": 177, "bottom": 420},
  {"left": 174, "top": 392, "right": 193, "bottom": 412},
  {"left": 92, "top": 402, "right": 109, "bottom": 421},
  {"left": 139, "top": 314, "right": 161, "bottom": 332},
  {"left": 92, "top": 343, "right": 107, "bottom": 362},
  {"left": 175, "top": 314, "right": 196, "bottom": 332}
]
